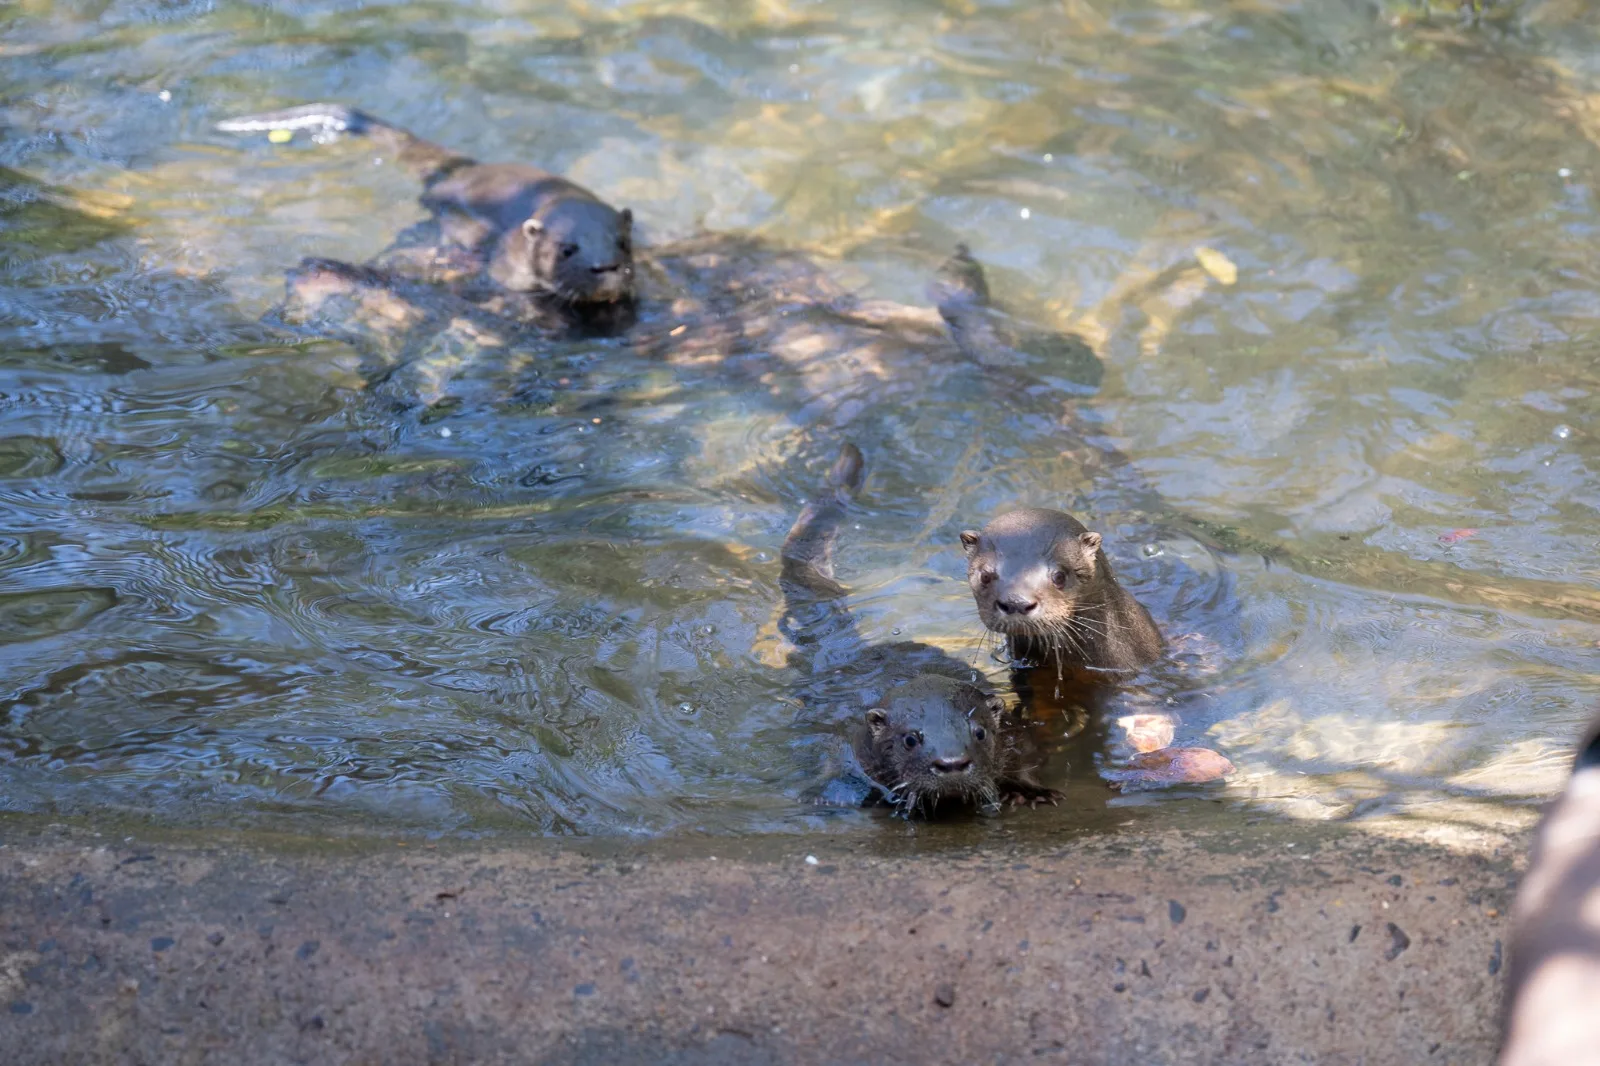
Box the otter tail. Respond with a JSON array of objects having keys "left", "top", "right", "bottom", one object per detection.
[
  {"left": 216, "top": 102, "right": 473, "bottom": 186},
  {"left": 929, "top": 245, "right": 1014, "bottom": 368},
  {"left": 780, "top": 444, "right": 864, "bottom": 599},
  {"left": 930, "top": 243, "right": 992, "bottom": 315}
]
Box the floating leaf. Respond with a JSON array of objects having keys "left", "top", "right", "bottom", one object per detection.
[{"left": 1195, "top": 246, "right": 1238, "bottom": 285}]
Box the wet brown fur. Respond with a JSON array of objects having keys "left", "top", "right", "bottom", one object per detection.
[
  {"left": 961, "top": 507, "right": 1164, "bottom": 673},
  {"left": 782, "top": 446, "right": 1059, "bottom": 815}
]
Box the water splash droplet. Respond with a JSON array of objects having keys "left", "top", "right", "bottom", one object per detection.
[
  {"left": 1553, "top": 424, "right": 1572, "bottom": 440},
  {"left": 1142, "top": 543, "right": 1163, "bottom": 558}
]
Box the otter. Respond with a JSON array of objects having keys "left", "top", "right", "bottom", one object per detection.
[
  {"left": 216, "top": 103, "right": 636, "bottom": 316},
  {"left": 960, "top": 507, "right": 1164, "bottom": 674},
  {"left": 782, "top": 445, "right": 1060, "bottom": 816},
  {"left": 960, "top": 507, "right": 1234, "bottom": 789}
]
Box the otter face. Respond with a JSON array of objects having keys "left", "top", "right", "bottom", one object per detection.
[
  {"left": 960, "top": 507, "right": 1103, "bottom": 640},
  {"left": 518, "top": 203, "right": 635, "bottom": 305},
  {"left": 863, "top": 677, "right": 1002, "bottom": 815}
]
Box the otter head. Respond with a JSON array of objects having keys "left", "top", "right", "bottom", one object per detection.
[
  {"left": 862, "top": 677, "right": 1003, "bottom": 815},
  {"left": 504, "top": 201, "right": 635, "bottom": 305},
  {"left": 960, "top": 507, "right": 1105, "bottom": 640}
]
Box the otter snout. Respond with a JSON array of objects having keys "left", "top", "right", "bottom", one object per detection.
[
  {"left": 995, "top": 594, "right": 1038, "bottom": 616},
  {"left": 931, "top": 755, "right": 973, "bottom": 775},
  {"left": 579, "top": 263, "right": 636, "bottom": 304}
]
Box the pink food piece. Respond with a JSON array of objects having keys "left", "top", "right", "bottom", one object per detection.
[
  {"left": 1117, "top": 713, "right": 1177, "bottom": 754},
  {"left": 1438, "top": 528, "right": 1478, "bottom": 545},
  {"left": 1105, "top": 747, "right": 1235, "bottom": 792}
]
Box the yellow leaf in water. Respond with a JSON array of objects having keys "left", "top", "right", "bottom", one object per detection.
[
  {"left": 267, "top": 128, "right": 293, "bottom": 144},
  {"left": 1195, "top": 246, "right": 1238, "bottom": 285}
]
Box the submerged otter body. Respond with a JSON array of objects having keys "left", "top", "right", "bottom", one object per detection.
[
  {"left": 932, "top": 245, "right": 1103, "bottom": 389},
  {"left": 782, "top": 446, "right": 1058, "bottom": 816},
  {"left": 217, "top": 103, "right": 636, "bottom": 319}
]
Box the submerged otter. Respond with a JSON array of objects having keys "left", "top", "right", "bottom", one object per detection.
[
  {"left": 782, "top": 445, "right": 1059, "bottom": 816},
  {"left": 216, "top": 103, "right": 635, "bottom": 319}
]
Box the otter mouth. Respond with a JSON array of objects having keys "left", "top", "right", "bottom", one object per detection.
[
  {"left": 888, "top": 773, "right": 1000, "bottom": 818},
  {"left": 570, "top": 283, "right": 637, "bottom": 307}
]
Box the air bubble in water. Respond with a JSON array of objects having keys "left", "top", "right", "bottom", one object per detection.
[
  {"left": 1142, "top": 543, "right": 1163, "bottom": 558},
  {"left": 1553, "top": 424, "right": 1572, "bottom": 440}
]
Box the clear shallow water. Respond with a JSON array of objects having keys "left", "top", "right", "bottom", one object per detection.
[{"left": 1, "top": 0, "right": 1598, "bottom": 838}]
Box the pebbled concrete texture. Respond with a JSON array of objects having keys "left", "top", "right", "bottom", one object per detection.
[{"left": 0, "top": 818, "right": 1517, "bottom": 1065}]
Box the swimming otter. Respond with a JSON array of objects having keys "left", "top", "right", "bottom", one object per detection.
[
  {"left": 216, "top": 103, "right": 636, "bottom": 315},
  {"left": 960, "top": 507, "right": 1234, "bottom": 790},
  {"left": 782, "top": 445, "right": 1059, "bottom": 816},
  {"left": 960, "top": 507, "right": 1164, "bottom": 674}
]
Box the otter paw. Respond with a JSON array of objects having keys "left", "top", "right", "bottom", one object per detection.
[{"left": 1002, "top": 789, "right": 1063, "bottom": 809}]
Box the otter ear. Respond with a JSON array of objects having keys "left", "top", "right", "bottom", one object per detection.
[
  {"left": 619, "top": 207, "right": 633, "bottom": 232},
  {"left": 959, "top": 530, "right": 981, "bottom": 555},
  {"left": 1079, "top": 531, "right": 1102, "bottom": 554},
  {"left": 984, "top": 694, "right": 1006, "bottom": 718},
  {"left": 522, "top": 217, "right": 544, "bottom": 238},
  {"left": 865, "top": 708, "right": 888, "bottom": 735}
]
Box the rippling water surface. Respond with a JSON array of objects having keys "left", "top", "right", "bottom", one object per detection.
[{"left": 2, "top": 0, "right": 1598, "bottom": 838}]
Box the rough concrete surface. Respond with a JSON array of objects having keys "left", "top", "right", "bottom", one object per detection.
[{"left": 0, "top": 818, "right": 1517, "bottom": 1065}]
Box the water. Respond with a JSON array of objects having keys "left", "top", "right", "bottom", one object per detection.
[{"left": 2, "top": 0, "right": 1598, "bottom": 838}]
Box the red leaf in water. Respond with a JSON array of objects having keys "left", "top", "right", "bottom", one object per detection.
[{"left": 1438, "top": 529, "right": 1478, "bottom": 545}]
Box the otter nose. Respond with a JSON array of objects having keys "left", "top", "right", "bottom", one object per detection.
[
  {"left": 996, "top": 596, "right": 1037, "bottom": 616},
  {"left": 931, "top": 755, "right": 972, "bottom": 774}
]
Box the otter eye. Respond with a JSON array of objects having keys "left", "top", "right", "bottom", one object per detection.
[
  {"left": 972, "top": 725, "right": 987, "bottom": 742},
  {"left": 560, "top": 243, "right": 580, "bottom": 260},
  {"left": 1050, "top": 567, "right": 1068, "bottom": 589},
  {"left": 979, "top": 568, "right": 996, "bottom": 587},
  {"left": 903, "top": 733, "right": 920, "bottom": 750}
]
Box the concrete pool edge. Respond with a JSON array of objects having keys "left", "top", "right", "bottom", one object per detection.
[{"left": 0, "top": 817, "right": 1520, "bottom": 1064}]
